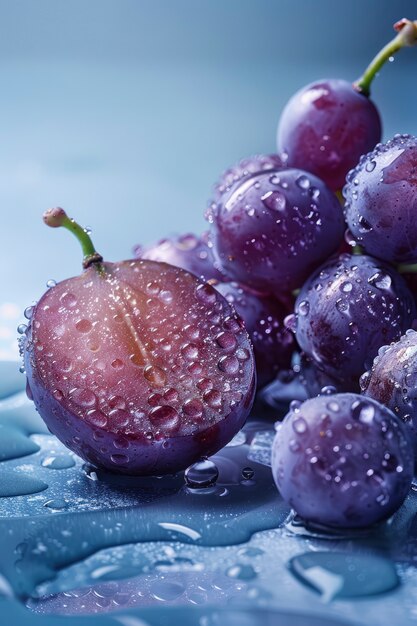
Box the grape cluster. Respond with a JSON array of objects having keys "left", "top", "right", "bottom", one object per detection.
[
  {"left": 23, "top": 18, "right": 417, "bottom": 523},
  {"left": 132, "top": 19, "right": 417, "bottom": 525}
]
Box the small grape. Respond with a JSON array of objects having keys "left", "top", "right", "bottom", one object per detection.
[
  {"left": 362, "top": 329, "right": 417, "bottom": 452},
  {"left": 277, "top": 79, "right": 381, "bottom": 191},
  {"left": 290, "top": 253, "right": 416, "bottom": 390},
  {"left": 214, "top": 281, "right": 295, "bottom": 388},
  {"left": 272, "top": 393, "right": 414, "bottom": 528},
  {"left": 135, "top": 232, "right": 224, "bottom": 282},
  {"left": 208, "top": 167, "right": 344, "bottom": 292},
  {"left": 344, "top": 134, "right": 417, "bottom": 264}
]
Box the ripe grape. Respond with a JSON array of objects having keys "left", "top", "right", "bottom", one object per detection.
[
  {"left": 23, "top": 210, "right": 256, "bottom": 475},
  {"left": 214, "top": 281, "right": 295, "bottom": 388},
  {"left": 135, "top": 232, "right": 224, "bottom": 282},
  {"left": 208, "top": 168, "right": 344, "bottom": 292},
  {"left": 361, "top": 329, "right": 417, "bottom": 451},
  {"left": 288, "top": 253, "right": 416, "bottom": 390},
  {"left": 344, "top": 134, "right": 417, "bottom": 264},
  {"left": 210, "top": 153, "right": 286, "bottom": 204},
  {"left": 277, "top": 79, "right": 381, "bottom": 191},
  {"left": 272, "top": 393, "right": 414, "bottom": 528}
]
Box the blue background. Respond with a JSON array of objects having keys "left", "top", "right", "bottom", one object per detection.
[{"left": 1, "top": 0, "right": 417, "bottom": 315}]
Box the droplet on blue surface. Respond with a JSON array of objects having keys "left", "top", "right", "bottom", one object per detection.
[{"left": 289, "top": 551, "right": 399, "bottom": 601}]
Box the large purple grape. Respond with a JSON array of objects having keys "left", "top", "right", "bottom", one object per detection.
[
  {"left": 344, "top": 134, "right": 417, "bottom": 264},
  {"left": 208, "top": 168, "right": 344, "bottom": 292},
  {"left": 135, "top": 232, "right": 224, "bottom": 282},
  {"left": 272, "top": 393, "right": 414, "bottom": 528},
  {"left": 288, "top": 253, "right": 416, "bottom": 390},
  {"left": 277, "top": 79, "right": 381, "bottom": 191},
  {"left": 23, "top": 209, "right": 256, "bottom": 476},
  {"left": 210, "top": 153, "right": 286, "bottom": 204},
  {"left": 214, "top": 281, "right": 295, "bottom": 388},
  {"left": 361, "top": 329, "right": 417, "bottom": 451}
]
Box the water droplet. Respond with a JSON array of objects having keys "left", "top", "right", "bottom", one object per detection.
[
  {"left": 46, "top": 279, "right": 57, "bottom": 289},
  {"left": 149, "top": 405, "right": 180, "bottom": 432},
  {"left": 185, "top": 459, "right": 219, "bottom": 488},
  {"left": 293, "top": 417, "right": 308, "bottom": 434},
  {"left": 24, "top": 306, "right": 34, "bottom": 319},
  {"left": 75, "top": 319, "right": 93, "bottom": 333},
  {"left": 216, "top": 331, "right": 237, "bottom": 351},
  {"left": 203, "top": 389, "right": 222, "bottom": 408},
  {"left": 365, "top": 159, "right": 376, "bottom": 172},
  {"left": 42, "top": 454, "right": 75, "bottom": 470},
  {"left": 69, "top": 388, "right": 97, "bottom": 408},
  {"left": 261, "top": 190, "right": 286, "bottom": 211},
  {"left": 226, "top": 563, "right": 257, "bottom": 580},
  {"left": 60, "top": 292, "right": 77, "bottom": 308},
  {"left": 110, "top": 453, "right": 129, "bottom": 465},
  {"left": 181, "top": 343, "right": 199, "bottom": 360},
  {"left": 241, "top": 467, "right": 254, "bottom": 480},
  {"left": 298, "top": 300, "right": 309, "bottom": 316},
  {"left": 183, "top": 398, "right": 204, "bottom": 418},
  {"left": 43, "top": 498, "right": 69, "bottom": 512},
  {"left": 86, "top": 409, "right": 108, "bottom": 428},
  {"left": 144, "top": 364, "right": 167, "bottom": 387},
  {"left": 368, "top": 272, "right": 392, "bottom": 290},
  {"left": 341, "top": 282, "right": 353, "bottom": 293},
  {"left": 218, "top": 355, "right": 239, "bottom": 375},
  {"left": 327, "top": 401, "right": 340, "bottom": 412},
  {"left": 351, "top": 400, "right": 375, "bottom": 423},
  {"left": 17, "top": 323, "right": 27, "bottom": 334},
  {"left": 236, "top": 348, "right": 250, "bottom": 360},
  {"left": 296, "top": 175, "right": 310, "bottom": 190},
  {"left": 111, "top": 358, "right": 124, "bottom": 370}
]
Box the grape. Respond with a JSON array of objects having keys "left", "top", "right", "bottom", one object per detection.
[
  {"left": 361, "top": 329, "right": 417, "bottom": 451},
  {"left": 272, "top": 393, "right": 414, "bottom": 528},
  {"left": 277, "top": 79, "right": 381, "bottom": 191},
  {"left": 344, "top": 134, "right": 417, "bottom": 264},
  {"left": 23, "top": 209, "right": 255, "bottom": 475},
  {"left": 135, "top": 232, "right": 224, "bottom": 282},
  {"left": 210, "top": 153, "right": 286, "bottom": 204},
  {"left": 288, "top": 253, "right": 416, "bottom": 390},
  {"left": 208, "top": 168, "right": 344, "bottom": 292},
  {"left": 214, "top": 281, "right": 295, "bottom": 388}
]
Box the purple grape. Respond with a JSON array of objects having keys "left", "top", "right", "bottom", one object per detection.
[
  {"left": 344, "top": 134, "right": 417, "bottom": 264},
  {"left": 210, "top": 153, "right": 286, "bottom": 204},
  {"left": 24, "top": 209, "right": 256, "bottom": 476},
  {"left": 135, "top": 232, "right": 224, "bottom": 282},
  {"left": 214, "top": 281, "right": 295, "bottom": 388},
  {"left": 361, "top": 329, "right": 417, "bottom": 451},
  {"left": 288, "top": 253, "right": 416, "bottom": 390},
  {"left": 277, "top": 79, "right": 381, "bottom": 191},
  {"left": 272, "top": 393, "right": 414, "bottom": 528},
  {"left": 208, "top": 168, "right": 344, "bottom": 292}
]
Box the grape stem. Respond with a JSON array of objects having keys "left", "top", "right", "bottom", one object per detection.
[
  {"left": 398, "top": 262, "right": 417, "bottom": 275},
  {"left": 354, "top": 18, "right": 417, "bottom": 97},
  {"left": 43, "top": 208, "right": 104, "bottom": 271}
]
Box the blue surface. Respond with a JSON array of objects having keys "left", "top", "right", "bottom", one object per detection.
[
  {"left": 1, "top": 2, "right": 417, "bottom": 624},
  {"left": 1, "top": 0, "right": 417, "bottom": 313}
]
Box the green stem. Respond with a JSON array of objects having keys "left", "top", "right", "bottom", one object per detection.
[
  {"left": 398, "top": 262, "right": 417, "bottom": 274},
  {"left": 43, "top": 207, "right": 104, "bottom": 271},
  {"left": 354, "top": 18, "right": 417, "bottom": 96}
]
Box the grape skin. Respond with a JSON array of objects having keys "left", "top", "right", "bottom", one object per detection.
[
  {"left": 290, "top": 254, "right": 416, "bottom": 390},
  {"left": 24, "top": 260, "right": 255, "bottom": 475},
  {"left": 214, "top": 281, "right": 295, "bottom": 388},
  {"left": 277, "top": 79, "right": 381, "bottom": 191},
  {"left": 135, "top": 232, "right": 224, "bottom": 282},
  {"left": 209, "top": 168, "right": 344, "bottom": 292},
  {"left": 272, "top": 393, "right": 414, "bottom": 528},
  {"left": 362, "top": 329, "right": 417, "bottom": 453},
  {"left": 344, "top": 134, "right": 417, "bottom": 264}
]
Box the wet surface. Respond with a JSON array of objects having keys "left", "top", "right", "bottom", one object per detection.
[{"left": 1, "top": 361, "right": 417, "bottom": 625}]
